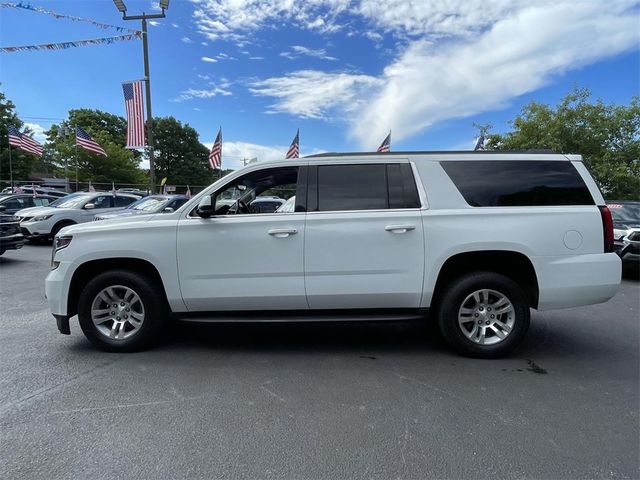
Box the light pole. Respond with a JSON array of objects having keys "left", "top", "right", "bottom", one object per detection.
[{"left": 112, "top": 0, "right": 169, "bottom": 194}]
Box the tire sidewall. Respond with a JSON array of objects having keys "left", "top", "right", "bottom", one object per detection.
[
  {"left": 438, "top": 272, "right": 530, "bottom": 358},
  {"left": 77, "top": 270, "right": 166, "bottom": 352}
]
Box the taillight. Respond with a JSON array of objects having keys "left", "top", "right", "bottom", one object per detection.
[{"left": 598, "top": 206, "right": 614, "bottom": 253}]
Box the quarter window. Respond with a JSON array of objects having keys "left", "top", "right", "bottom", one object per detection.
[{"left": 441, "top": 160, "right": 595, "bottom": 207}]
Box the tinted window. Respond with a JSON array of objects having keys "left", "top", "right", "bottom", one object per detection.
[
  {"left": 92, "top": 196, "right": 113, "bottom": 209},
  {"left": 441, "top": 160, "right": 594, "bottom": 207},
  {"left": 387, "top": 164, "right": 420, "bottom": 209},
  {"left": 115, "top": 196, "right": 136, "bottom": 207},
  {"left": 1, "top": 197, "right": 28, "bottom": 210},
  {"left": 317, "top": 164, "right": 387, "bottom": 211}
]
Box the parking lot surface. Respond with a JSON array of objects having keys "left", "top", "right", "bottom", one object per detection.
[{"left": 1, "top": 244, "right": 638, "bottom": 479}]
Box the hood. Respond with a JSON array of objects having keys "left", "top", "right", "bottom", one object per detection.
[
  {"left": 61, "top": 214, "right": 156, "bottom": 235},
  {"left": 15, "top": 206, "right": 62, "bottom": 217},
  {"left": 97, "top": 209, "right": 151, "bottom": 219}
]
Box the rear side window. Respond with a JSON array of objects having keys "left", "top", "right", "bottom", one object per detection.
[
  {"left": 313, "top": 163, "right": 420, "bottom": 212},
  {"left": 441, "top": 160, "right": 594, "bottom": 207},
  {"left": 115, "top": 196, "right": 136, "bottom": 207}
]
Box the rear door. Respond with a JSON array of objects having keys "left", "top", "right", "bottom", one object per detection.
[{"left": 304, "top": 161, "right": 425, "bottom": 309}]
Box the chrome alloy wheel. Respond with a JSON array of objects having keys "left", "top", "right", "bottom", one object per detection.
[
  {"left": 458, "top": 289, "right": 515, "bottom": 345},
  {"left": 90, "top": 285, "right": 145, "bottom": 340}
]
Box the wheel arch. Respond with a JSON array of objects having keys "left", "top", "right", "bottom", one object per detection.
[
  {"left": 67, "top": 258, "right": 169, "bottom": 318},
  {"left": 431, "top": 250, "right": 539, "bottom": 309}
]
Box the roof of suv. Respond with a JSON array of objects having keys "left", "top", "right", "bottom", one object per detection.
[{"left": 304, "top": 149, "right": 558, "bottom": 158}]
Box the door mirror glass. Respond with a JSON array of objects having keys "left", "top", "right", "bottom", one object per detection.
[
  {"left": 196, "top": 196, "right": 213, "bottom": 218},
  {"left": 84, "top": 203, "right": 95, "bottom": 210},
  {"left": 162, "top": 207, "right": 174, "bottom": 213}
]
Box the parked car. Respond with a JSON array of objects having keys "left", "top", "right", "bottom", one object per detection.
[
  {"left": 0, "top": 194, "right": 57, "bottom": 215},
  {"left": 13, "top": 185, "right": 67, "bottom": 198},
  {"left": 118, "top": 188, "right": 149, "bottom": 197},
  {"left": 47, "top": 151, "right": 620, "bottom": 357},
  {"left": 607, "top": 201, "right": 640, "bottom": 262},
  {"left": 94, "top": 195, "right": 189, "bottom": 221},
  {"left": 0, "top": 213, "right": 24, "bottom": 256},
  {"left": 250, "top": 196, "right": 286, "bottom": 213},
  {"left": 16, "top": 192, "right": 140, "bottom": 240}
]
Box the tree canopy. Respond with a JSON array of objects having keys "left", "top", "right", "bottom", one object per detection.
[
  {"left": 487, "top": 88, "right": 640, "bottom": 200},
  {"left": 0, "top": 89, "right": 39, "bottom": 181}
]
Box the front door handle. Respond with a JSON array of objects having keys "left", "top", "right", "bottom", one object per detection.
[
  {"left": 268, "top": 228, "right": 298, "bottom": 238},
  {"left": 385, "top": 225, "right": 415, "bottom": 234}
]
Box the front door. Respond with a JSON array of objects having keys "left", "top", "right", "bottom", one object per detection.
[
  {"left": 177, "top": 165, "right": 307, "bottom": 311},
  {"left": 304, "top": 162, "right": 426, "bottom": 309}
]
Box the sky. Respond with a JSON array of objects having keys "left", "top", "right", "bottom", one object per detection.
[{"left": 1, "top": 0, "right": 639, "bottom": 170}]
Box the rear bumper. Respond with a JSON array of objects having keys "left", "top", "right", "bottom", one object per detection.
[{"left": 533, "top": 253, "right": 621, "bottom": 310}]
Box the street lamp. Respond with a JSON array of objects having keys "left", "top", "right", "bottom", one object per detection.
[{"left": 112, "top": 0, "right": 170, "bottom": 193}]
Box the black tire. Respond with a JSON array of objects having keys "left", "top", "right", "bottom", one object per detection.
[
  {"left": 77, "top": 269, "right": 168, "bottom": 352},
  {"left": 437, "top": 271, "right": 530, "bottom": 358}
]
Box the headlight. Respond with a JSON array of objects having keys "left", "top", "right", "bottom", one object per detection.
[
  {"left": 51, "top": 235, "right": 72, "bottom": 270},
  {"left": 32, "top": 214, "right": 53, "bottom": 222}
]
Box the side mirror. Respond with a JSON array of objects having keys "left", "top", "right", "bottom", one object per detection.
[
  {"left": 196, "top": 196, "right": 213, "bottom": 218},
  {"left": 162, "top": 207, "right": 174, "bottom": 213},
  {"left": 84, "top": 203, "right": 95, "bottom": 210}
]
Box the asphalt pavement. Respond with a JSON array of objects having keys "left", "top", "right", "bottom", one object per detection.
[{"left": 1, "top": 244, "right": 638, "bottom": 479}]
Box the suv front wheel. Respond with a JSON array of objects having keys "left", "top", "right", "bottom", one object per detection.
[
  {"left": 437, "top": 272, "right": 530, "bottom": 358},
  {"left": 77, "top": 270, "right": 167, "bottom": 352}
]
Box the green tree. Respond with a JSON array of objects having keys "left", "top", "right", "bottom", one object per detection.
[
  {"left": 0, "top": 89, "right": 39, "bottom": 184},
  {"left": 46, "top": 109, "right": 145, "bottom": 185},
  {"left": 487, "top": 88, "right": 640, "bottom": 200},
  {"left": 152, "top": 117, "right": 216, "bottom": 187}
]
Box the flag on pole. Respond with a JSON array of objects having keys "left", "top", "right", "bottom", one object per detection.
[
  {"left": 377, "top": 131, "right": 391, "bottom": 153},
  {"left": 20, "top": 134, "right": 44, "bottom": 157},
  {"left": 7, "top": 125, "right": 22, "bottom": 147},
  {"left": 209, "top": 128, "right": 222, "bottom": 169},
  {"left": 76, "top": 126, "right": 107, "bottom": 156},
  {"left": 122, "top": 80, "right": 146, "bottom": 148},
  {"left": 13, "top": 185, "right": 23, "bottom": 193},
  {"left": 111, "top": 182, "right": 116, "bottom": 196},
  {"left": 474, "top": 132, "right": 486, "bottom": 151},
  {"left": 286, "top": 129, "right": 299, "bottom": 159},
  {"left": 185, "top": 185, "right": 191, "bottom": 199},
  {"left": 88, "top": 181, "right": 96, "bottom": 193}
]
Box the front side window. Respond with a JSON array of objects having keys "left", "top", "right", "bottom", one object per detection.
[
  {"left": 115, "top": 196, "right": 137, "bottom": 207},
  {"left": 33, "top": 198, "right": 51, "bottom": 207},
  {"left": 92, "top": 196, "right": 113, "bottom": 209},
  {"left": 213, "top": 167, "right": 299, "bottom": 216}
]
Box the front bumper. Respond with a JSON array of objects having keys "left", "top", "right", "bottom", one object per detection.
[
  {"left": 20, "top": 220, "right": 53, "bottom": 238},
  {"left": 0, "top": 233, "right": 25, "bottom": 251}
]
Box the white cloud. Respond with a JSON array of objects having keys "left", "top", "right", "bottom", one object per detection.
[
  {"left": 248, "top": 1, "right": 640, "bottom": 148},
  {"left": 171, "top": 86, "right": 232, "bottom": 102},
  {"left": 148, "top": 20, "right": 161, "bottom": 27},
  {"left": 171, "top": 23, "right": 179, "bottom": 28},
  {"left": 201, "top": 56, "right": 217, "bottom": 63},
  {"left": 280, "top": 45, "right": 337, "bottom": 61},
  {"left": 197, "top": 74, "right": 211, "bottom": 80},
  {"left": 249, "top": 70, "right": 382, "bottom": 120},
  {"left": 249, "top": 56, "right": 264, "bottom": 60},
  {"left": 201, "top": 140, "right": 290, "bottom": 169},
  {"left": 24, "top": 123, "right": 47, "bottom": 144},
  {"left": 181, "top": 37, "right": 193, "bottom": 44}
]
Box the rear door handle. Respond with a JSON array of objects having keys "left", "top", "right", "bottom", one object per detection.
[
  {"left": 385, "top": 225, "right": 415, "bottom": 234},
  {"left": 268, "top": 228, "right": 298, "bottom": 238}
]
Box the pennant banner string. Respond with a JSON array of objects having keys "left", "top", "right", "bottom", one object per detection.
[
  {"left": 0, "top": 2, "right": 140, "bottom": 34},
  {"left": 0, "top": 33, "right": 142, "bottom": 53}
]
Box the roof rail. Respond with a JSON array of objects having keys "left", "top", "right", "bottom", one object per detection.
[{"left": 304, "top": 149, "right": 558, "bottom": 158}]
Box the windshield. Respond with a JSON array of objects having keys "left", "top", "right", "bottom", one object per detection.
[
  {"left": 50, "top": 193, "right": 92, "bottom": 209},
  {"left": 608, "top": 203, "right": 640, "bottom": 224},
  {"left": 128, "top": 196, "right": 170, "bottom": 212}
]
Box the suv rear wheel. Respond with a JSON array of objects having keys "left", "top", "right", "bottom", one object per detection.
[
  {"left": 77, "top": 270, "right": 167, "bottom": 352},
  {"left": 437, "top": 272, "right": 530, "bottom": 358}
]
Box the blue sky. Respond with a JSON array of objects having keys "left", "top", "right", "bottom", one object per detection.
[{"left": 1, "top": 0, "right": 639, "bottom": 169}]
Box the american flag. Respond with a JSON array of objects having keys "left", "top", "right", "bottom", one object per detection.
[
  {"left": 474, "top": 133, "right": 486, "bottom": 151},
  {"left": 286, "top": 129, "right": 299, "bottom": 159},
  {"left": 122, "top": 80, "right": 146, "bottom": 148},
  {"left": 88, "top": 182, "right": 96, "bottom": 193},
  {"left": 209, "top": 128, "right": 222, "bottom": 169},
  {"left": 76, "top": 126, "right": 107, "bottom": 156},
  {"left": 377, "top": 131, "right": 391, "bottom": 153},
  {"left": 21, "top": 134, "right": 44, "bottom": 156},
  {"left": 185, "top": 185, "right": 191, "bottom": 199},
  {"left": 7, "top": 125, "right": 22, "bottom": 147}
]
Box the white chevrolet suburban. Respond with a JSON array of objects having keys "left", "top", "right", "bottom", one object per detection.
[{"left": 46, "top": 151, "right": 621, "bottom": 357}]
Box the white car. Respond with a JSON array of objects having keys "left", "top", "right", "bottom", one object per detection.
[
  {"left": 16, "top": 192, "right": 140, "bottom": 240},
  {"left": 46, "top": 151, "right": 621, "bottom": 357}
]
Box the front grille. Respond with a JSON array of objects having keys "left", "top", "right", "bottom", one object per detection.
[{"left": 0, "top": 223, "right": 19, "bottom": 236}]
